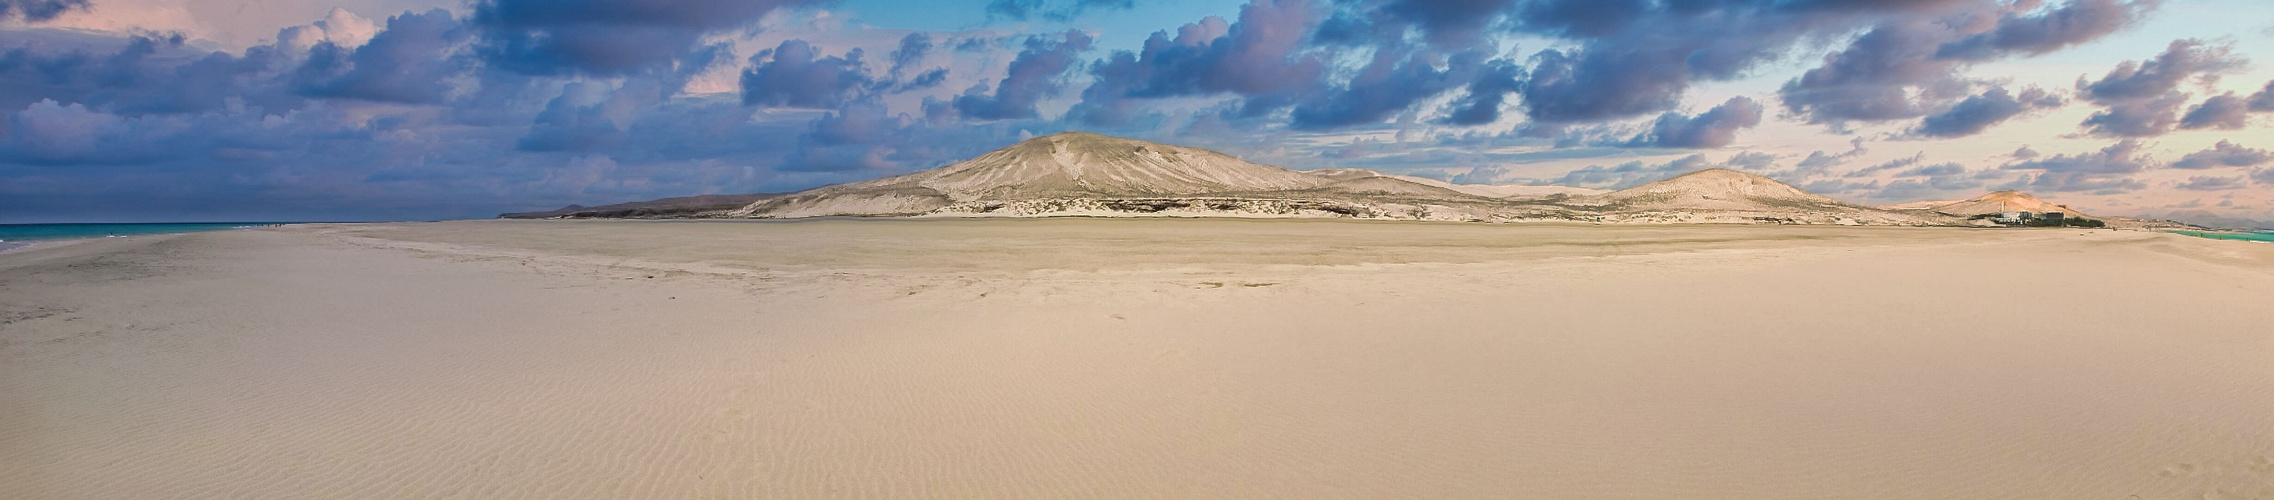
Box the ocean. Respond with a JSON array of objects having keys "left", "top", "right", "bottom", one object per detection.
[
  {"left": 2170, "top": 230, "right": 2274, "bottom": 243},
  {"left": 0, "top": 223, "right": 292, "bottom": 248}
]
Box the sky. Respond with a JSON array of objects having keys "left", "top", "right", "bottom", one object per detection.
[{"left": 2, "top": 0, "right": 2271, "bottom": 225}]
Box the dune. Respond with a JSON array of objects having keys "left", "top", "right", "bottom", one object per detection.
[{"left": 5, "top": 220, "right": 2274, "bottom": 498}]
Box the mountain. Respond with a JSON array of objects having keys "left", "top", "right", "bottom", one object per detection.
[
  {"left": 729, "top": 132, "right": 1496, "bottom": 219},
  {"left": 1303, "top": 168, "right": 1606, "bottom": 198},
  {"left": 1583, "top": 169, "right": 1846, "bottom": 211},
  {"left": 501, "top": 193, "right": 780, "bottom": 219},
  {"left": 1902, "top": 190, "right": 2088, "bottom": 217},
  {"left": 1568, "top": 169, "right": 1954, "bottom": 225},
  {"left": 511, "top": 133, "right": 1968, "bottom": 226}
]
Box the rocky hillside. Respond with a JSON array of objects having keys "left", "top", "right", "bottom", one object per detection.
[
  {"left": 1569, "top": 169, "right": 1955, "bottom": 225},
  {"left": 506, "top": 133, "right": 1966, "bottom": 226},
  {"left": 1898, "top": 190, "right": 2088, "bottom": 217},
  {"left": 727, "top": 132, "right": 1501, "bottom": 219}
]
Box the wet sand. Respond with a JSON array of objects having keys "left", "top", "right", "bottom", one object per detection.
[{"left": 4, "top": 219, "right": 2272, "bottom": 498}]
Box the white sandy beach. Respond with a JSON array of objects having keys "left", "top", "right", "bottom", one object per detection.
[{"left": 4, "top": 219, "right": 2273, "bottom": 498}]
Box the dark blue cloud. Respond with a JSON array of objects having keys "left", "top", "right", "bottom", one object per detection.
[
  {"left": 1934, "top": 0, "right": 2154, "bottom": 60},
  {"left": 1901, "top": 162, "right": 1966, "bottom": 177},
  {"left": 1782, "top": 0, "right": 2155, "bottom": 125},
  {"left": 1510, "top": 0, "right": 1649, "bottom": 38},
  {"left": 2070, "top": 40, "right": 2246, "bottom": 136},
  {"left": 2171, "top": 140, "right": 2272, "bottom": 169},
  {"left": 881, "top": 34, "right": 949, "bottom": 92},
  {"left": 1377, "top": 0, "right": 1517, "bottom": 47},
  {"left": 0, "top": 32, "right": 319, "bottom": 116},
  {"left": 951, "top": 30, "right": 1094, "bottom": 121},
  {"left": 2174, "top": 175, "right": 2247, "bottom": 191},
  {"left": 888, "top": 33, "right": 933, "bottom": 77},
  {"left": 1913, "top": 86, "right": 2061, "bottom": 137},
  {"left": 1796, "top": 138, "right": 1869, "bottom": 171},
  {"left": 985, "top": 0, "right": 1135, "bottom": 22},
  {"left": 2001, "top": 139, "right": 2153, "bottom": 193},
  {"left": 471, "top": 0, "right": 823, "bottom": 75},
  {"left": 2179, "top": 93, "right": 2249, "bottom": 130},
  {"left": 739, "top": 40, "right": 873, "bottom": 109},
  {"left": 2004, "top": 139, "right": 2153, "bottom": 174},
  {"left": 2251, "top": 80, "right": 2274, "bottom": 112},
  {"left": 1551, "top": 154, "right": 1717, "bottom": 188},
  {"left": 1068, "top": 0, "right": 1325, "bottom": 126},
  {"left": 0, "top": 0, "right": 86, "bottom": 22},
  {"left": 1624, "top": 96, "right": 1763, "bottom": 148},
  {"left": 2075, "top": 39, "right": 2241, "bottom": 105},
  {"left": 1288, "top": 49, "right": 1486, "bottom": 130},
  {"left": 2079, "top": 91, "right": 2186, "bottom": 137},
  {"left": 0, "top": 0, "right": 2252, "bottom": 223},
  {"left": 1870, "top": 171, "right": 1984, "bottom": 202},
  {"left": 297, "top": 9, "right": 473, "bottom": 105},
  {"left": 518, "top": 81, "right": 669, "bottom": 152},
  {"left": 1845, "top": 153, "right": 1925, "bottom": 178},
  {"left": 1438, "top": 58, "right": 1523, "bottom": 126}
]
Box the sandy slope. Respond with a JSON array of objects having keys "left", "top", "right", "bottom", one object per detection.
[{"left": 4, "top": 220, "right": 2273, "bottom": 498}]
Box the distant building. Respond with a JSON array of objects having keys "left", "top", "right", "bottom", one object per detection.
[{"left": 2041, "top": 212, "right": 2064, "bottom": 223}]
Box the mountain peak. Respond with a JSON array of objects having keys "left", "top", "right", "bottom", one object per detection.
[
  {"left": 1602, "top": 168, "right": 1832, "bottom": 204},
  {"left": 1925, "top": 190, "right": 2086, "bottom": 217},
  {"left": 716, "top": 134, "right": 1951, "bottom": 225}
]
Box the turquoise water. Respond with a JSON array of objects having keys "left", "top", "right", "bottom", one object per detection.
[
  {"left": 2170, "top": 230, "right": 2274, "bottom": 243},
  {"left": 0, "top": 223, "right": 290, "bottom": 243}
]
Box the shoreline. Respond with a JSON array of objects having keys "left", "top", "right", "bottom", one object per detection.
[{"left": 7, "top": 220, "right": 2273, "bottom": 498}]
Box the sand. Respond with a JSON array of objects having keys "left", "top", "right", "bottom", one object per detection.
[{"left": 4, "top": 219, "right": 2273, "bottom": 498}]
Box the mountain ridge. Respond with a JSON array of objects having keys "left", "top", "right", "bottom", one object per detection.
[{"left": 497, "top": 133, "right": 2083, "bottom": 227}]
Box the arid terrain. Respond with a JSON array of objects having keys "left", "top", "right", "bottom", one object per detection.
[{"left": 5, "top": 219, "right": 2273, "bottom": 498}]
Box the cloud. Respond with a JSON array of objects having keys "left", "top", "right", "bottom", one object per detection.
[
  {"left": 1781, "top": 0, "right": 2156, "bottom": 126},
  {"left": 2002, "top": 139, "right": 2154, "bottom": 192},
  {"left": 1846, "top": 153, "right": 1926, "bottom": 178},
  {"left": 2251, "top": 80, "right": 2274, "bottom": 112},
  {"left": 1902, "top": 162, "right": 1967, "bottom": 177},
  {"left": 1934, "top": 0, "right": 2158, "bottom": 60},
  {"left": 1288, "top": 49, "right": 1489, "bottom": 130},
  {"left": 2079, "top": 91, "right": 2187, "bottom": 137},
  {"left": 2179, "top": 92, "right": 2251, "bottom": 130},
  {"left": 887, "top": 33, "right": 934, "bottom": 78},
  {"left": 1624, "top": 96, "right": 1763, "bottom": 148},
  {"left": 950, "top": 30, "right": 1094, "bottom": 121},
  {"left": 2075, "top": 39, "right": 2242, "bottom": 104},
  {"left": 0, "top": 0, "right": 2257, "bottom": 222},
  {"left": 1872, "top": 173, "right": 1984, "bottom": 202},
  {"left": 1726, "top": 151, "right": 1777, "bottom": 170},
  {"left": 2174, "top": 175, "right": 2248, "bottom": 191},
  {"left": 296, "top": 9, "right": 473, "bottom": 105},
  {"left": 1548, "top": 153, "right": 1785, "bottom": 189},
  {"left": 1067, "top": 0, "right": 1326, "bottom": 126},
  {"left": 739, "top": 40, "right": 873, "bottom": 109},
  {"left": 1912, "top": 86, "right": 2062, "bottom": 137},
  {"left": 985, "top": 0, "right": 1136, "bottom": 22},
  {"left": 1553, "top": 155, "right": 1707, "bottom": 189},
  {"left": 1796, "top": 138, "right": 1869, "bottom": 171},
  {"left": 1437, "top": 58, "right": 1524, "bottom": 126},
  {"left": 2171, "top": 140, "right": 2273, "bottom": 169},
  {"left": 518, "top": 80, "right": 670, "bottom": 152},
  {"left": 470, "top": 0, "right": 823, "bottom": 75},
  {"left": 2005, "top": 138, "right": 2154, "bottom": 174},
  {"left": 0, "top": 0, "right": 88, "bottom": 23},
  {"left": 1780, "top": 17, "right": 1975, "bottom": 124}
]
